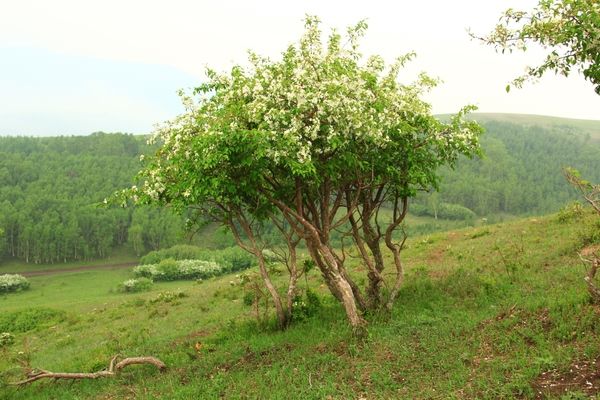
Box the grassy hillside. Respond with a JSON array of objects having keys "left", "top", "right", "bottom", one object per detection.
[{"left": 1, "top": 208, "right": 600, "bottom": 399}]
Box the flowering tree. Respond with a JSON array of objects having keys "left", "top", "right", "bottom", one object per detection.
[
  {"left": 123, "top": 17, "right": 482, "bottom": 332},
  {"left": 474, "top": 0, "right": 600, "bottom": 93}
]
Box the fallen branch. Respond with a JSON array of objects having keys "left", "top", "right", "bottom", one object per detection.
[{"left": 11, "top": 355, "right": 166, "bottom": 386}]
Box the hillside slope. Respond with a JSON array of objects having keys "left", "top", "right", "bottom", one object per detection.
[
  {"left": 471, "top": 113, "right": 600, "bottom": 141},
  {"left": 1, "top": 209, "right": 600, "bottom": 399}
]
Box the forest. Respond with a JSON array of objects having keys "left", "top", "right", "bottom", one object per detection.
[
  {"left": 0, "top": 117, "right": 599, "bottom": 265},
  {"left": 0, "top": 133, "right": 183, "bottom": 264}
]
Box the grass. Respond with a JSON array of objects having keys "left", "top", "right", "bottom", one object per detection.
[
  {"left": 1, "top": 210, "right": 599, "bottom": 399},
  {"left": 0, "top": 246, "right": 139, "bottom": 274}
]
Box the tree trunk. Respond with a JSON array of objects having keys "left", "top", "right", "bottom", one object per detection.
[{"left": 317, "top": 242, "right": 366, "bottom": 331}]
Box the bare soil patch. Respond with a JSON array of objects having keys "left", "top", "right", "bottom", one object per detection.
[{"left": 532, "top": 356, "right": 600, "bottom": 398}]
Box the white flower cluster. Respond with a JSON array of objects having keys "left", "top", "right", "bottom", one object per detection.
[
  {"left": 134, "top": 17, "right": 481, "bottom": 204},
  {"left": 134, "top": 259, "right": 223, "bottom": 281},
  {"left": 0, "top": 274, "right": 30, "bottom": 293},
  {"left": 0, "top": 332, "right": 14, "bottom": 347},
  {"left": 122, "top": 279, "right": 141, "bottom": 289},
  {"left": 120, "top": 277, "right": 153, "bottom": 293}
]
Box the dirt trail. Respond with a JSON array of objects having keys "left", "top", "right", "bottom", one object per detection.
[{"left": 4, "top": 262, "right": 138, "bottom": 277}]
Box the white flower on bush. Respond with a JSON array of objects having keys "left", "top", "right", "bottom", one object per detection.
[
  {"left": 120, "top": 277, "right": 153, "bottom": 293},
  {"left": 133, "top": 264, "right": 163, "bottom": 278},
  {"left": 0, "top": 274, "right": 30, "bottom": 293},
  {"left": 133, "top": 259, "right": 224, "bottom": 281},
  {"left": 0, "top": 332, "right": 14, "bottom": 347}
]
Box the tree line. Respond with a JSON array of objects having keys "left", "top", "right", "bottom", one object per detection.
[
  {"left": 428, "top": 121, "right": 600, "bottom": 217},
  {"left": 1, "top": 121, "right": 599, "bottom": 265},
  {"left": 0, "top": 133, "right": 182, "bottom": 264}
]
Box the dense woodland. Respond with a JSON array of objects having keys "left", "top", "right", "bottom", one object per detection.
[
  {"left": 0, "top": 119, "right": 599, "bottom": 264},
  {"left": 0, "top": 133, "right": 183, "bottom": 264},
  {"left": 417, "top": 120, "right": 600, "bottom": 217}
]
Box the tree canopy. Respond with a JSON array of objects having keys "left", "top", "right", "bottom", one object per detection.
[{"left": 475, "top": 0, "right": 600, "bottom": 93}]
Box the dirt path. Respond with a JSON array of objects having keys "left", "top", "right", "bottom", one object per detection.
[{"left": 6, "top": 262, "right": 138, "bottom": 277}]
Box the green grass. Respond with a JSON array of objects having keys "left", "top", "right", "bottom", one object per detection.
[
  {"left": 1, "top": 210, "right": 600, "bottom": 399},
  {"left": 0, "top": 246, "right": 139, "bottom": 274}
]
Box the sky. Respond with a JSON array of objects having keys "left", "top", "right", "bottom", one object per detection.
[{"left": 0, "top": 0, "right": 598, "bottom": 136}]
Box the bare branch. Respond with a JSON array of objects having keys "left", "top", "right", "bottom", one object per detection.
[{"left": 11, "top": 356, "right": 166, "bottom": 386}]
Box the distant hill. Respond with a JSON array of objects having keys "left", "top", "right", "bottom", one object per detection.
[
  {"left": 2, "top": 114, "right": 600, "bottom": 264},
  {"left": 470, "top": 113, "right": 600, "bottom": 141},
  {"left": 416, "top": 114, "right": 600, "bottom": 218}
]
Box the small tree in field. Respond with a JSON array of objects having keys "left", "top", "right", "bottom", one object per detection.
[{"left": 120, "top": 17, "right": 482, "bottom": 332}]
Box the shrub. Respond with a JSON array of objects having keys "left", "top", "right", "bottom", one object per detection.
[
  {"left": 292, "top": 289, "right": 322, "bottom": 322},
  {"left": 150, "top": 290, "right": 187, "bottom": 304},
  {"left": 157, "top": 258, "right": 180, "bottom": 281},
  {"left": 214, "top": 247, "right": 255, "bottom": 272},
  {"left": 119, "top": 277, "right": 153, "bottom": 293},
  {"left": 133, "top": 264, "right": 161, "bottom": 279},
  {"left": 139, "top": 245, "right": 255, "bottom": 272},
  {"left": 140, "top": 245, "right": 204, "bottom": 265},
  {"left": 0, "top": 332, "right": 14, "bottom": 347},
  {"left": 557, "top": 201, "right": 584, "bottom": 223},
  {"left": 134, "top": 259, "right": 224, "bottom": 282},
  {"left": 0, "top": 274, "right": 30, "bottom": 294}
]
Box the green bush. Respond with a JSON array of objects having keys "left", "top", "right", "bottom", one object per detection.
[
  {"left": 150, "top": 290, "right": 187, "bottom": 304},
  {"left": 139, "top": 245, "right": 255, "bottom": 272},
  {"left": 133, "top": 259, "right": 223, "bottom": 282},
  {"left": 292, "top": 289, "right": 322, "bottom": 322},
  {"left": 557, "top": 201, "right": 584, "bottom": 223},
  {"left": 119, "top": 277, "right": 153, "bottom": 293},
  {"left": 0, "top": 274, "right": 30, "bottom": 294},
  {"left": 140, "top": 245, "right": 204, "bottom": 265},
  {"left": 157, "top": 258, "right": 180, "bottom": 281},
  {"left": 0, "top": 332, "right": 14, "bottom": 347}
]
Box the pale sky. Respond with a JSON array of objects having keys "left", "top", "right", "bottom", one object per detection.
[{"left": 1, "top": 0, "right": 598, "bottom": 136}]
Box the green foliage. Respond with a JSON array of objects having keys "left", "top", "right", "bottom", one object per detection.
[
  {"left": 476, "top": 0, "right": 600, "bottom": 93},
  {"left": 141, "top": 244, "right": 205, "bottom": 264},
  {"left": 118, "top": 277, "right": 153, "bottom": 293},
  {"left": 579, "top": 218, "right": 600, "bottom": 247},
  {"left": 429, "top": 121, "right": 600, "bottom": 217},
  {"left": 141, "top": 245, "right": 255, "bottom": 273},
  {"left": 0, "top": 274, "right": 30, "bottom": 293},
  {"left": 149, "top": 290, "right": 187, "bottom": 304},
  {"left": 0, "top": 134, "right": 183, "bottom": 264},
  {"left": 0, "top": 332, "right": 14, "bottom": 348},
  {"left": 157, "top": 258, "right": 180, "bottom": 281},
  {"left": 133, "top": 258, "right": 239, "bottom": 282},
  {"left": 0, "top": 308, "right": 65, "bottom": 333},
  {"left": 557, "top": 201, "right": 585, "bottom": 223}
]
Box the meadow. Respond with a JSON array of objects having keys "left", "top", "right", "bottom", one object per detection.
[{"left": 1, "top": 207, "right": 599, "bottom": 399}]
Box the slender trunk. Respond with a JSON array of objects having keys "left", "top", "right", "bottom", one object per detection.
[
  {"left": 285, "top": 244, "right": 299, "bottom": 320},
  {"left": 384, "top": 197, "right": 409, "bottom": 310},
  {"left": 229, "top": 213, "right": 288, "bottom": 329}
]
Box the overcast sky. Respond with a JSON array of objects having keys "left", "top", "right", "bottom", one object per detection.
[{"left": 1, "top": 0, "right": 598, "bottom": 136}]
